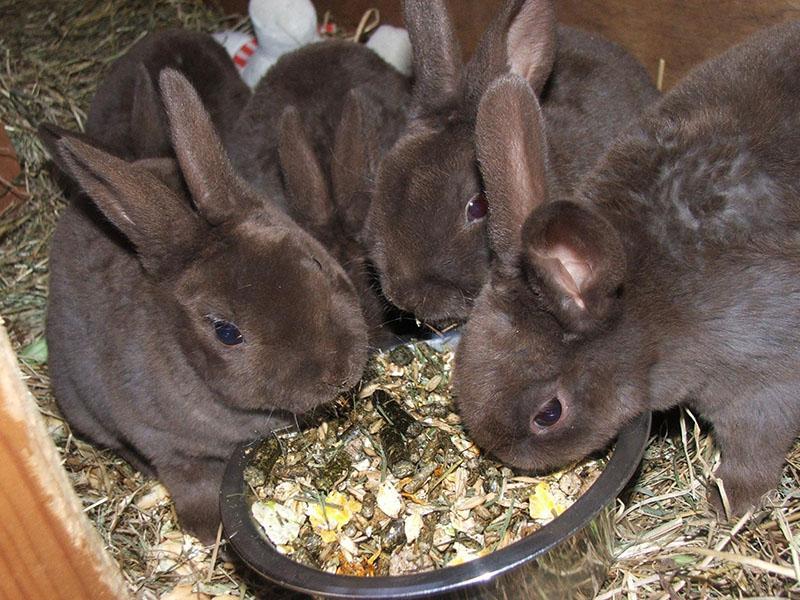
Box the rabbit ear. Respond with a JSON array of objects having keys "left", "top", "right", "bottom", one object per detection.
[
  {"left": 466, "top": 0, "right": 556, "bottom": 104},
  {"left": 132, "top": 157, "right": 184, "bottom": 192},
  {"left": 131, "top": 63, "right": 171, "bottom": 158},
  {"left": 277, "top": 105, "right": 333, "bottom": 233},
  {"left": 476, "top": 74, "right": 549, "bottom": 263},
  {"left": 39, "top": 123, "right": 110, "bottom": 198},
  {"left": 403, "top": 0, "right": 463, "bottom": 111},
  {"left": 158, "top": 68, "right": 257, "bottom": 225},
  {"left": 52, "top": 133, "right": 199, "bottom": 272},
  {"left": 331, "top": 89, "right": 380, "bottom": 235},
  {"left": 522, "top": 201, "right": 626, "bottom": 325},
  {"left": 39, "top": 123, "right": 103, "bottom": 174}
]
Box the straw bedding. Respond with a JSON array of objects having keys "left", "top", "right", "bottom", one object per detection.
[{"left": 1, "top": 1, "right": 798, "bottom": 597}]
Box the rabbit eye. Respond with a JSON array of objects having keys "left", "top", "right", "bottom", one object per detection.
[
  {"left": 533, "top": 398, "right": 562, "bottom": 428},
  {"left": 213, "top": 320, "right": 243, "bottom": 346},
  {"left": 466, "top": 192, "right": 488, "bottom": 222}
]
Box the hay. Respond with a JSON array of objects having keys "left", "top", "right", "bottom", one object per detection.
[
  {"left": 603, "top": 412, "right": 800, "bottom": 598},
  {"left": 0, "top": 1, "right": 798, "bottom": 598}
]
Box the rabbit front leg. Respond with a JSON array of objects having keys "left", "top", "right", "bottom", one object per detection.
[
  {"left": 703, "top": 385, "right": 799, "bottom": 517},
  {"left": 158, "top": 457, "right": 227, "bottom": 544}
]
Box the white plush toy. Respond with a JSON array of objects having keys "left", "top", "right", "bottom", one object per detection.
[
  {"left": 213, "top": 0, "right": 318, "bottom": 88},
  {"left": 213, "top": 0, "right": 412, "bottom": 88},
  {"left": 366, "top": 24, "right": 412, "bottom": 77}
]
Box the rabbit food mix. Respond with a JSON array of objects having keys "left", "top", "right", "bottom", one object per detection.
[{"left": 245, "top": 342, "right": 604, "bottom": 576}]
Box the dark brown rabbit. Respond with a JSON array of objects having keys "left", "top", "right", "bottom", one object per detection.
[
  {"left": 87, "top": 29, "right": 250, "bottom": 157},
  {"left": 277, "top": 90, "right": 405, "bottom": 346},
  {"left": 41, "top": 69, "right": 368, "bottom": 543},
  {"left": 365, "top": 0, "right": 658, "bottom": 324},
  {"left": 229, "top": 39, "right": 410, "bottom": 210},
  {"left": 454, "top": 21, "right": 800, "bottom": 517},
  {"left": 229, "top": 38, "right": 415, "bottom": 344}
]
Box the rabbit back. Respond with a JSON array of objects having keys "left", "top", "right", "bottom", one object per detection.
[{"left": 541, "top": 25, "right": 660, "bottom": 195}]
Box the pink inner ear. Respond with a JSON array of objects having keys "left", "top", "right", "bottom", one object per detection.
[
  {"left": 536, "top": 245, "right": 591, "bottom": 310},
  {"left": 550, "top": 245, "right": 591, "bottom": 290}
]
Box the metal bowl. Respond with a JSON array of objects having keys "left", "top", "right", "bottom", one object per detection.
[{"left": 220, "top": 338, "right": 651, "bottom": 599}]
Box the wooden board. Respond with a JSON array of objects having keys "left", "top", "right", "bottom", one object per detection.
[
  {"left": 0, "top": 324, "right": 128, "bottom": 600},
  {"left": 555, "top": 0, "right": 800, "bottom": 90},
  {"left": 0, "top": 123, "right": 27, "bottom": 216}
]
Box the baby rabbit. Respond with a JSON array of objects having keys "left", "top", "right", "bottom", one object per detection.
[
  {"left": 454, "top": 21, "right": 800, "bottom": 516},
  {"left": 229, "top": 39, "right": 412, "bottom": 344},
  {"left": 277, "top": 91, "right": 405, "bottom": 346},
  {"left": 365, "top": 0, "right": 658, "bottom": 324},
  {"left": 229, "top": 39, "right": 410, "bottom": 210},
  {"left": 41, "top": 69, "right": 368, "bottom": 543},
  {"left": 87, "top": 29, "right": 250, "bottom": 158}
]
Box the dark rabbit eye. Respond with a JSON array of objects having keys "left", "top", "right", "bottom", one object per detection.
[
  {"left": 213, "top": 320, "right": 243, "bottom": 346},
  {"left": 466, "top": 192, "right": 488, "bottom": 222},
  {"left": 533, "top": 398, "right": 562, "bottom": 428}
]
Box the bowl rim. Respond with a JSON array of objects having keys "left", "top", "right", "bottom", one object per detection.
[{"left": 220, "top": 371, "right": 651, "bottom": 598}]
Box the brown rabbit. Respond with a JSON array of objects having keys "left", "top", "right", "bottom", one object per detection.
[
  {"left": 365, "top": 0, "right": 658, "bottom": 324},
  {"left": 87, "top": 29, "right": 250, "bottom": 158},
  {"left": 277, "top": 90, "right": 407, "bottom": 347},
  {"left": 454, "top": 21, "right": 800, "bottom": 517},
  {"left": 41, "top": 69, "right": 368, "bottom": 543},
  {"left": 229, "top": 38, "right": 417, "bottom": 344}
]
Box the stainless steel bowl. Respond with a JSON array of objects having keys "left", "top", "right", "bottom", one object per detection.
[{"left": 220, "top": 338, "right": 651, "bottom": 599}]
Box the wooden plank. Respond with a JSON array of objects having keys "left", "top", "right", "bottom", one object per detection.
[
  {"left": 0, "top": 324, "right": 129, "bottom": 600},
  {"left": 555, "top": 0, "right": 800, "bottom": 90},
  {"left": 0, "top": 123, "right": 27, "bottom": 216}
]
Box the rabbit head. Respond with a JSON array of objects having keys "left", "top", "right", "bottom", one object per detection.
[
  {"left": 366, "top": 0, "right": 557, "bottom": 324},
  {"left": 454, "top": 75, "right": 642, "bottom": 472},
  {"left": 43, "top": 69, "right": 368, "bottom": 415}
]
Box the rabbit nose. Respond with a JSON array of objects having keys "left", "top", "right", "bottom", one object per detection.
[{"left": 391, "top": 278, "right": 474, "bottom": 320}]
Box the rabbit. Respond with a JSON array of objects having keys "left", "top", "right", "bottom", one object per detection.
[
  {"left": 86, "top": 29, "right": 250, "bottom": 158},
  {"left": 228, "top": 38, "right": 415, "bottom": 344},
  {"left": 40, "top": 69, "right": 369, "bottom": 543},
  {"left": 453, "top": 20, "right": 800, "bottom": 517},
  {"left": 365, "top": 0, "right": 659, "bottom": 325},
  {"left": 228, "top": 38, "right": 410, "bottom": 211},
  {"left": 276, "top": 90, "right": 408, "bottom": 347}
]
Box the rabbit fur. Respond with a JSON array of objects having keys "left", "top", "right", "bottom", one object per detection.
[
  {"left": 229, "top": 39, "right": 410, "bottom": 211},
  {"left": 86, "top": 29, "right": 250, "bottom": 158}
]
